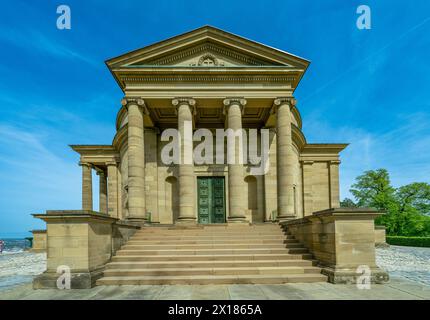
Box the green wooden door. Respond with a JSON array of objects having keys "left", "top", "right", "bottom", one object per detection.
[{"left": 197, "top": 177, "right": 226, "bottom": 224}]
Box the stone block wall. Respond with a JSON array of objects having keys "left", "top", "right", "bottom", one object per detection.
[
  {"left": 33, "top": 210, "right": 139, "bottom": 289},
  {"left": 282, "top": 208, "right": 389, "bottom": 284},
  {"left": 30, "top": 230, "right": 47, "bottom": 253}
]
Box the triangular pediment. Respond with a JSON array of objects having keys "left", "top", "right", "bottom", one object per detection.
[
  {"left": 130, "top": 41, "right": 285, "bottom": 67},
  {"left": 106, "top": 26, "right": 309, "bottom": 69}
]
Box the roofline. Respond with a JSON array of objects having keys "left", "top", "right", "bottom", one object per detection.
[
  {"left": 105, "top": 25, "right": 310, "bottom": 67},
  {"left": 302, "top": 143, "right": 349, "bottom": 153},
  {"left": 70, "top": 145, "right": 116, "bottom": 154}
]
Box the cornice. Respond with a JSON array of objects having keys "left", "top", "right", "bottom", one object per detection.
[
  {"left": 71, "top": 145, "right": 117, "bottom": 155},
  {"left": 118, "top": 74, "right": 297, "bottom": 86},
  {"left": 301, "top": 143, "right": 349, "bottom": 154}
]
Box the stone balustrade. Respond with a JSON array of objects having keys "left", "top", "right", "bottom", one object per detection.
[
  {"left": 32, "top": 210, "right": 140, "bottom": 289},
  {"left": 281, "top": 208, "right": 389, "bottom": 284}
]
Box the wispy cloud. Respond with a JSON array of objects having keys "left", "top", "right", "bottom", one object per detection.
[
  {"left": 0, "top": 124, "right": 81, "bottom": 234},
  {"left": 304, "top": 112, "right": 430, "bottom": 199},
  {"left": 0, "top": 27, "right": 99, "bottom": 67}
]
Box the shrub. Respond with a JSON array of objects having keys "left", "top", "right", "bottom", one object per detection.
[{"left": 386, "top": 236, "right": 430, "bottom": 247}]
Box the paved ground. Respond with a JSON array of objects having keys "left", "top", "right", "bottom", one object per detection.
[
  {"left": 1, "top": 245, "right": 429, "bottom": 300},
  {"left": 376, "top": 245, "right": 430, "bottom": 285},
  {"left": 1, "top": 276, "right": 430, "bottom": 300}
]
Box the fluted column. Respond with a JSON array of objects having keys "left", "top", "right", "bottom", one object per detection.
[
  {"left": 274, "top": 97, "right": 296, "bottom": 220},
  {"left": 107, "top": 162, "right": 118, "bottom": 218},
  {"left": 80, "top": 162, "right": 93, "bottom": 211},
  {"left": 97, "top": 170, "right": 107, "bottom": 213},
  {"left": 223, "top": 98, "right": 247, "bottom": 222},
  {"left": 172, "top": 98, "right": 196, "bottom": 223},
  {"left": 122, "top": 97, "right": 146, "bottom": 222}
]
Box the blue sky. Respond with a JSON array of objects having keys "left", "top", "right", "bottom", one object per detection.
[{"left": 1, "top": 0, "right": 430, "bottom": 237}]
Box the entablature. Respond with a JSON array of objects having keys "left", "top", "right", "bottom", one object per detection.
[{"left": 70, "top": 145, "right": 120, "bottom": 168}]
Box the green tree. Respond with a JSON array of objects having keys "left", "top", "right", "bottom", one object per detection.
[
  {"left": 348, "top": 169, "right": 430, "bottom": 236},
  {"left": 394, "top": 183, "right": 430, "bottom": 236},
  {"left": 350, "top": 169, "right": 397, "bottom": 211},
  {"left": 340, "top": 198, "right": 357, "bottom": 208}
]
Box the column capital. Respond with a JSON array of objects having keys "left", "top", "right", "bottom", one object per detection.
[
  {"left": 172, "top": 97, "right": 196, "bottom": 107},
  {"left": 223, "top": 97, "right": 247, "bottom": 115},
  {"left": 329, "top": 160, "right": 341, "bottom": 165},
  {"left": 121, "top": 97, "right": 149, "bottom": 115},
  {"left": 273, "top": 97, "right": 297, "bottom": 108},
  {"left": 79, "top": 161, "right": 92, "bottom": 168},
  {"left": 223, "top": 97, "right": 247, "bottom": 107},
  {"left": 121, "top": 97, "right": 145, "bottom": 107},
  {"left": 96, "top": 169, "right": 106, "bottom": 176},
  {"left": 106, "top": 161, "right": 118, "bottom": 167},
  {"left": 172, "top": 97, "right": 196, "bottom": 116}
]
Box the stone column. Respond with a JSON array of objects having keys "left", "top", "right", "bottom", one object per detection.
[
  {"left": 223, "top": 98, "right": 247, "bottom": 222},
  {"left": 329, "top": 160, "right": 341, "bottom": 208},
  {"left": 264, "top": 127, "right": 277, "bottom": 221},
  {"left": 274, "top": 97, "right": 296, "bottom": 220},
  {"left": 80, "top": 162, "right": 93, "bottom": 211},
  {"left": 302, "top": 160, "right": 314, "bottom": 216},
  {"left": 97, "top": 170, "right": 107, "bottom": 214},
  {"left": 172, "top": 98, "right": 196, "bottom": 223},
  {"left": 107, "top": 162, "right": 118, "bottom": 218},
  {"left": 122, "top": 97, "right": 146, "bottom": 222}
]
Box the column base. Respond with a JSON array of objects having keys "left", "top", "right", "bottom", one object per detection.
[
  {"left": 276, "top": 215, "right": 296, "bottom": 222},
  {"left": 175, "top": 217, "right": 197, "bottom": 224},
  {"left": 33, "top": 267, "right": 104, "bottom": 289},
  {"left": 126, "top": 218, "right": 147, "bottom": 226},
  {"left": 321, "top": 266, "right": 389, "bottom": 284},
  {"left": 227, "top": 217, "right": 248, "bottom": 223}
]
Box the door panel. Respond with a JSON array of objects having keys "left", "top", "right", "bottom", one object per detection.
[
  {"left": 198, "top": 178, "right": 211, "bottom": 224},
  {"left": 198, "top": 177, "right": 225, "bottom": 224}
]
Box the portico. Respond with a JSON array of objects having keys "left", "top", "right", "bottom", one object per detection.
[{"left": 70, "top": 26, "right": 348, "bottom": 225}]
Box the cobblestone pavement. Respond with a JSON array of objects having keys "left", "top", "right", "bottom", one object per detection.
[{"left": 376, "top": 245, "right": 430, "bottom": 286}]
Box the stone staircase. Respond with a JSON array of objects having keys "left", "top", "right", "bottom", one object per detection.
[{"left": 96, "top": 223, "right": 327, "bottom": 285}]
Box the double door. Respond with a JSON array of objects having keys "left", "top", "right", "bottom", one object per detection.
[{"left": 197, "top": 177, "right": 226, "bottom": 224}]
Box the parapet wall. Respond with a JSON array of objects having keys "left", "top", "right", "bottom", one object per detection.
[{"left": 281, "top": 208, "right": 389, "bottom": 284}]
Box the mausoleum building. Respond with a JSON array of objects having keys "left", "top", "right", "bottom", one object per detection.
[{"left": 33, "top": 26, "right": 388, "bottom": 288}]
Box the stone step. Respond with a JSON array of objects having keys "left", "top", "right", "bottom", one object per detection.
[
  {"left": 116, "top": 248, "right": 308, "bottom": 256},
  {"left": 103, "top": 266, "right": 322, "bottom": 276},
  {"left": 140, "top": 225, "right": 281, "bottom": 231},
  {"left": 96, "top": 273, "right": 328, "bottom": 285},
  {"left": 111, "top": 253, "right": 313, "bottom": 262},
  {"left": 121, "top": 243, "right": 304, "bottom": 250},
  {"left": 126, "top": 238, "right": 298, "bottom": 245},
  {"left": 132, "top": 233, "right": 286, "bottom": 238},
  {"left": 130, "top": 235, "right": 292, "bottom": 240},
  {"left": 136, "top": 228, "right": 284, "bottom": 234},
  {"left": 105, "top": 259, "right": 317, "bottom": 269},
  {"left": 97, "top": 224, "right": 326, "bottom": 286},
  {"left": 136, "top": 227, "right": 282, "bottom": 232}
]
